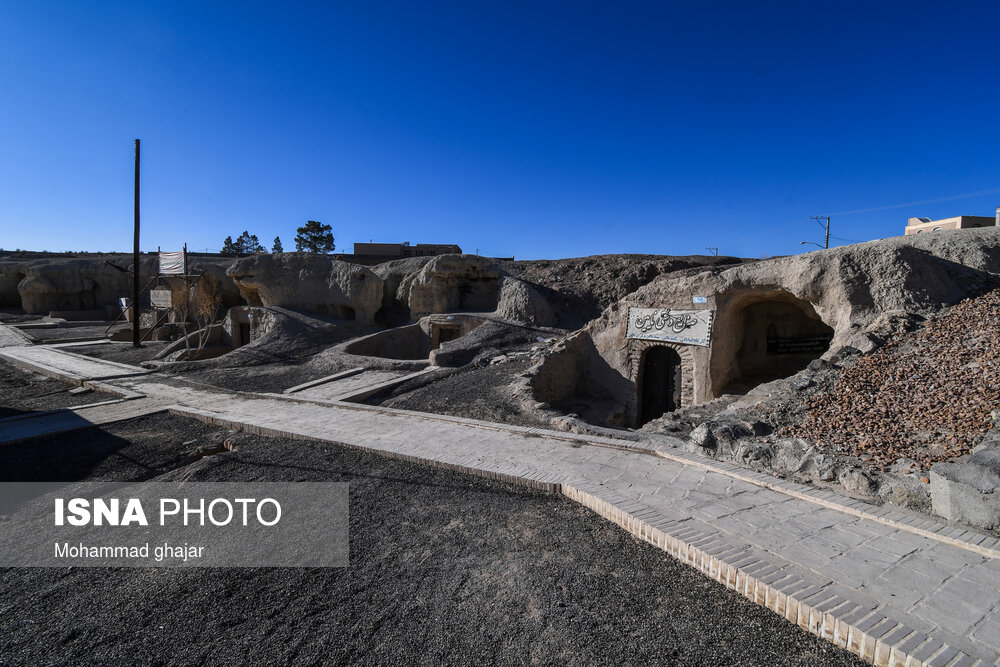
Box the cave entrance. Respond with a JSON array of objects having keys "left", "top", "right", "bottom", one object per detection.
[
  {"left": 639, "top": 346, "right": 682, "bottom": 425},
  {"left": 237, "top": 322, "right": 251, "bottom": 347},
  {"left": 433, "top": 325, "right": 461, "bottom": 349},
  {"left": 722, "top": 295, "right": 834, "bottom": 393}
]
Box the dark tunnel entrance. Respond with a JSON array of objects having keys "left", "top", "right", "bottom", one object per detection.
[
  {"left": 721, "top": 295, "right": 834, "bottom": 394},
  {"left": 639, "top": 346, "right": 682, "bottom": 425}
]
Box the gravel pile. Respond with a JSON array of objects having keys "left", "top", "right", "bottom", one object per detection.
[{"left": 781, "top": 289, "right": 1000, "bottom": 472}]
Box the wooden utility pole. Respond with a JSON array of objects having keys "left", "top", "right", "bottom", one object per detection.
[
  {"left": 132, "top": 139, "right": 141, "bottom": 348},
  {"left": 810, "top": 215, "right": 831, "bottom": 249}
]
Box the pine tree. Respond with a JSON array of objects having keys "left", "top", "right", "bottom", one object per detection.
[
  {"left": 294, "top": 220, "right": 335, "bottom": 253},
  {"left": 272, "top": 236, "right": 283, "bottom": 253},
  {"left": 221, "top": 236, "right": 238, "bottom": 255},
  {"left": 233, "top": 231, "right": 265, "bottom": 254}
]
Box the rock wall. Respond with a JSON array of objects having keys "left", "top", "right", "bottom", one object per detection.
[
  {"left": 400, "top": 255, "right": 504, "bottom": 318},
  {"left": 227, "top": 253, "right": 384, "bottom": 324},
  {"left": 0, "top": 254, "right": 244, "bottom": 316},
  {"left": 496, "top": 277, "right": 557, "bottom": 327}
]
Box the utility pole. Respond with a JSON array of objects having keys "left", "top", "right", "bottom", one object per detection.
[
  {"left": 705, "top": 247, "right": 719, "bottom": 256},
  {"left": 810, "top": 215, "right": 831, "bottom": 249},
  {"left": 132, "top": 139, "right": 141, "bottom": 348}
]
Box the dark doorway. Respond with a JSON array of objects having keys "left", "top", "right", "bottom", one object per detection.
[
  {"left": 639, "top": 346, "right": 682, "bottom": 425},
  {"left": 435, "top": 325, "right": 461, "bottom": 349},
  {"left": 238, "top": 322, "right": 251, "bottom": 347}
]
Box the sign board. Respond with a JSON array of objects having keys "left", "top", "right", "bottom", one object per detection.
[
  {"left": 626, "top": 307, "right": 714, "bottom": 347},
  {"left": 767, "top": 335, "right": 832, "bottom": 355},
  {"left": 159, "top": 251, "right": 185, "bottom": 275},
  {"left": 692, "top": 296, "right": 707, "bottom": 304},
  {"left": 150, "top": 289, "right": 173, "bottom": 309}
]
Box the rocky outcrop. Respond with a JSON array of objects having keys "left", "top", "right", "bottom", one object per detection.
[
  {"left": 585, "top": 227, "right": 1000, "bottom": 404},
  {"left": 930, "top": 427, "right": 1000, "bottom": 530},
  {"left": 496, "top": 277, "right": 557, "bottom": 326},
  {"left": 0, "top": 254, "right": 243, "bottom": 316},
  {"left": 0, "top": 256, "right": 158, "bottom": 314},
  {"left": 372, "top": 254, "right": 559, "bottom": 327},
  {"left": 226, "top": 253, "right": 384, "bottom": 324},
  {"left": 401, "top": 255, "right": 504, "bottom": 318}
]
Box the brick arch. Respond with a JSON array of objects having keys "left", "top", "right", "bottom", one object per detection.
[{"left": 628, "top": 340, "right": 696, "bottom": 417}]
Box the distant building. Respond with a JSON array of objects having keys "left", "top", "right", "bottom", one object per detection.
[
  {"left": 905, "top": 208, "right": 998, "bottom": 235},
  {"left": 353, "top": 241, "right": 463, "bottom": 257}
]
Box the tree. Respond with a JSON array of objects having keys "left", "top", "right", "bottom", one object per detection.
[
  {"left": 221, "top": 236, "right": 238, "bottom": 256},
  {"left": 294, "top": 220, "right": 335, "bottom": 253},
  {"left": 221, "top": 231, "right": 265, "bottom": 255},
  {"left": 236, "top": 231, "right": 265, "bottom": 254},
  {"left": 272, "top": 236, "right": 283, "bottom": 253}
]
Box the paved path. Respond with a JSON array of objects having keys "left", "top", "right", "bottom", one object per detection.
[
  {"left": 2, "top": 332, "right": 999, "bottom": 666},
  {"left": 0, "top": 324, "right": 32, "bottom": 348},
  {"left": 0, "top": 397, "right": 168, "bottom": 445},
  {"left": 289, "top": 368, "right": 421, "bottom": 402}
]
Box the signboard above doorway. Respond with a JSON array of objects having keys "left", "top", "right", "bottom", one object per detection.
[{"left": 626, "top": 307, "right": 714, "bottom": 347}]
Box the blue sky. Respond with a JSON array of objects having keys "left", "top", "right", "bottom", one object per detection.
[{"left": 1, "top": 1, "right": 999, "bottom": 259}]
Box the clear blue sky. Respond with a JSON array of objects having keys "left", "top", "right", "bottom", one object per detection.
[{"left": 2, "top": 1, "right": 999, "bottom": 259}]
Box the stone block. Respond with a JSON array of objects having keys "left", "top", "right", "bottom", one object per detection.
[{"left": 930, "top": 450, "right": 1000, "bottom": 531}]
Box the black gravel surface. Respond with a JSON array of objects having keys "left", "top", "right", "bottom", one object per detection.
[
  {"left": 0, "top": 412, "right": 865, "bottom": 666},
  {"left": 73, "top": 340, "right": 171, "bottom": 365},
  {"left": 380, "top": 357, "right": 551, "bottom": 428},
  {"left": 0, "top": 362, "right": 111, "bottom": 419}
]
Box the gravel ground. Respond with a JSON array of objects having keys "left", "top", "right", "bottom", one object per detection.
[
  {"left": 174, "top": 362, "right": 334, "bottom": 394},
  {"left": 0, "top": 310, "right": 45, "bottom": 324},
  {"left": 380, "top": 356, "right": 551, "bottom": 428},
  {"left": 0, "top": 363, "right": 111, "bottom": 418},
  {"left": 75, "top": 340, "right": 172, "bottom": 365},
  {"left": 780, "top": 289, "right": 1000, "bottom": 471},
  {"left": 0, "top": 412, "right": 864, "bottom": 667}
]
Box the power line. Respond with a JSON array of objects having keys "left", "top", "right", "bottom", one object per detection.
[
  {"left": 829, "top": 186, "right": 1000, "bottom": 216},
  {"left": 808, "top": 215, "right": 830, "bottom": 249}
]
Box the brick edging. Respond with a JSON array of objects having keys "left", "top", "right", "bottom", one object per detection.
[
  {"left": 166, "top": 404, "right": 994, "bottom": 666},
  {"left": 560, "top": 481, "right": 990, "bottom": 667}
]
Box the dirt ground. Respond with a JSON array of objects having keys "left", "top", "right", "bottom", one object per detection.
[
  {"left": 379, "top": 357, "right": 551, "bottom": 428},
  {"left": 0, "top": 363, "right": 112, "bottom": 419},
  {"left": 0, "top": 408, "right": 864, "bottom": 667}
]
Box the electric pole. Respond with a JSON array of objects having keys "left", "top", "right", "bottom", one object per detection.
[
  {"left": 705, "top": 247, "right": 719, "bottom": 256},
  {"left": 810, "top": 216, "right": 831, "bottom": 249},
  {"left": 132, "top": 139, "right": 141, "bottom": 348}
]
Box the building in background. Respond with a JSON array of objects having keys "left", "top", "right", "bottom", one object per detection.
[
  {"left": 904, "top": 208, "right": 998, "bottom": 235},
  {"left": 353, "top": 241, "right": 463, "bottom": 257}
]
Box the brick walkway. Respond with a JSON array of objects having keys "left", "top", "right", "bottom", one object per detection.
[{"left": 1, "top": 330, "right": 998, "bottom": 666}]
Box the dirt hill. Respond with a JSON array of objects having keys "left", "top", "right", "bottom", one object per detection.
[{"left": 500, "top": 254, "right": 746, "bottom": 329}]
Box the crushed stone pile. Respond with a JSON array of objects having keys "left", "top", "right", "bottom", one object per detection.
[{"left": 781, "top": 288, "right": 1000, "bottom": 472}]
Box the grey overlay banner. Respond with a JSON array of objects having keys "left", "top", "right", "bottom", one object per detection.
[{"left": 0, "top": 482, "right": 348, "bottom": 567}]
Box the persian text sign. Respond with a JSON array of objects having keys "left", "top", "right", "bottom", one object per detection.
[
  {"left": 626, "top": 307, "right": 714, "bottom": 347},
  {"left": 149, "top": 289, "right": 173, "bottom": 309}
]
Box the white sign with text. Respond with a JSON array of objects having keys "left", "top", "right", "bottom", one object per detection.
[{"left": 626, "top": 307, "right": 714, "bottom": 346}]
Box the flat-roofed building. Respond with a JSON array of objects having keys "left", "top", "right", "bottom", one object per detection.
[
  {"left": 905, "top": 209, "right": 998, "bottom": 235},
  {"left": 353, "top": 241, "right": 463, "bottom": 257}
]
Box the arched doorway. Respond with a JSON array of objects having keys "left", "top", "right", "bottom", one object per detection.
[
  {"left": 639, "top": 346, "right": 682, "bottom": 424},
  {"left": 721, "top": 296, "right": 833, "bottom": 394}
]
